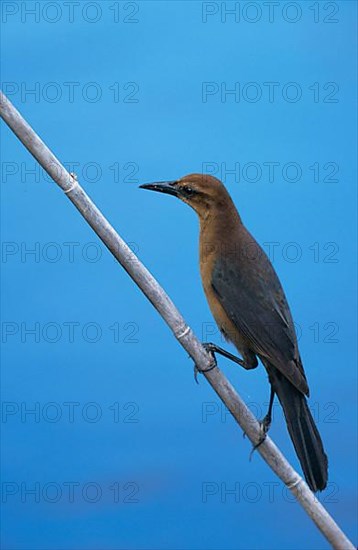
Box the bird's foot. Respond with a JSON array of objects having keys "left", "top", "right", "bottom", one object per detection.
[
  {"left": 201, "top": 342, "right": 245, "bottom": 368},
  {"left": 248, "top": 414, "right": 272, "bottom": 460},
  {"left": 193, "top": 343, "right": 217, "bottom": 384}
]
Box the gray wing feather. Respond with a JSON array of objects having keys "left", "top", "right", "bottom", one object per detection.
[{"left": 211, "top": 250, "right": 309, "bottom": 395}]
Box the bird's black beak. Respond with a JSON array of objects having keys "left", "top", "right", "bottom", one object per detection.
[{"left": 139, "top": 181, "right": 179, "bottom": 197}]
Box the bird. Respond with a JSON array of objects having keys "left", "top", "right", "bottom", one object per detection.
[{"left": 140, "top": 173, "right": 328, "bottom": 492}]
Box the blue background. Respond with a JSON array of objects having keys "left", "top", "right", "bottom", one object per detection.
[{"left": 1, "top": 1, "right": 357, "bottom": 549}]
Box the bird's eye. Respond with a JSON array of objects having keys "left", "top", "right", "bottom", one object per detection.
[{"left": 184, "top": 186, "right": 194, "bottom": 195}]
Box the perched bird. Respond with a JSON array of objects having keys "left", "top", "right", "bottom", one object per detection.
[{"left": 140, "top": 174, "right": 328, "bottom": 492}]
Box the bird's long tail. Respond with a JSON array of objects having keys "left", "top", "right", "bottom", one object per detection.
[{"left": 268, "top": 367, "right": 328, "bottom": 492}]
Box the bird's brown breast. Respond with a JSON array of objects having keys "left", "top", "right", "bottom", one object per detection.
[{"left": 199, "top": 210, "right": 249, "bottom": 353}]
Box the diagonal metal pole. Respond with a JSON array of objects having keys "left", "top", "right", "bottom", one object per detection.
[{"left": 0, "top": 91, "right": 355, "bottom": 550}]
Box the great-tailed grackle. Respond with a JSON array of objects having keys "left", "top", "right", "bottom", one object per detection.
[{"left": 140, "top": 174, "right": 328, "bottom": 492}]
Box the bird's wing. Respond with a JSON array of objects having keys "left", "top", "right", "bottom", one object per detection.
[{"left": 211, "top": 251, "right": 309, "bottom": 395}]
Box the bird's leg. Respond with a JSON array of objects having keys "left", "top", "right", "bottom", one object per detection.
[
  {"left": 193, "top": 342, "right": 244, "bottom": 383},
  {"left": 193, "top": 342, "right": 246, "bottom": 383},
  {"left": 249, "top": 388, "right": 275, "bottom": 459},
  {"left": 202, "top": 342, "right": 246, "bottom": 367},
  {"left": 261, "top": 386, "right": 275, "bottom": 433}
]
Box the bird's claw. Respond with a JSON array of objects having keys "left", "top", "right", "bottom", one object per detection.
[
  {"left": 194, "top": 364, "right": 199, "bottom": 384},
  {"left": 193, "top": 346, "right": 217, "bottom": 384},
  {"left": 248, "top": 414, "right": 272, "bottom": 460}
]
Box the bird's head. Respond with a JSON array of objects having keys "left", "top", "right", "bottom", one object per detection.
[{"left": 140, "top": 173, "right": 231, "bottom": 219}]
